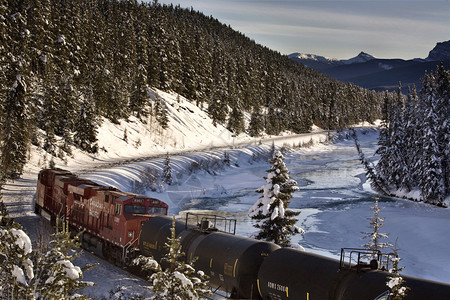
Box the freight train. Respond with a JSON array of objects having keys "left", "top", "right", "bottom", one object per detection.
[
  {"left": 36, "top": 169, "right": 450, "bottom": 299},
  {"left": 139, "top": 216, "right": 450, "bottom": 299},
  {"left": 35, "top": 168, "right": 168, "bottom": 265}
]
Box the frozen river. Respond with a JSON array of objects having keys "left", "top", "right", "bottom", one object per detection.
[
  {"left": 152, "top": 129, "right": 450, "bottom": 284},
  {"left": 82, "top": 128, "right": 450, "bottom": 284}
]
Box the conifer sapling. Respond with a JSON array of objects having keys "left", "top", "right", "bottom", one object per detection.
[{"left": 248, "top": 150, "right": 304, "bottom": 247}]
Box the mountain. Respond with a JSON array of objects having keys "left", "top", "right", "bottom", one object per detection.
[
  {"left": 341, "top": 51, "right": 376, "bottom": 64},
  {"left": 289, "top": 41, "right": 450, "bottom": 92},
  {"left": 287, "top": 51, "right": 374, "bottom": 71},
  {"left": 426, "top": 40, "right": 450, "bottom": 61}
]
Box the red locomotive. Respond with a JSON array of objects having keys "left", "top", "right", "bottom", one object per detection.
[{"left": 35, "top": 168, "right": 168, "bottom": 264}]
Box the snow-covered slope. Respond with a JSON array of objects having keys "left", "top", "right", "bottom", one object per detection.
[{"left": 71, "top": 88, "right": 253, "bottom": 165}]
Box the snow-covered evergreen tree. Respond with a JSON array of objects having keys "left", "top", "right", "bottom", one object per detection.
[
  {"left": 387, "top": 85, "right": 406, "bottom": 190},
  {"left": 0, "top": 222, "right": 34, "bottom": 299},
  {"left": 371, "top": 64, "right": 449, "bottom": 206},
  {"left": 374, "top": 92, "right": 392, "bottom": 189},
  {"left": 248, "top": 150, "right": 304, "bottom": 247},
  {"left": 248, "top": 104, "right": 264, "bottom": 137},
  {"left": 1, "top": 189, "right": 33, "bottom": 299},
  {"left": 0, "top": 74, "right": 32, "bottom": 180},
  {"left": 33, "top": 221, "right": 96, "bottom": 299},
  {"left": 154, "top": 95, "right": 169, "bottom": 129},
  {"left": 401, "top": 86, "right": 418, "bottom": 192},
  {"left": 417, "top": 65, "right": 448, "bottom": 205},
  {"left": 223, "top": 151, "right": 231, "bottom": 167},
  {"left": 162, "top": 152, "right": 173, "bottom": 185},
  {"left": 1, "top": 199, "right": 94, "bottom": 300},
  {"left": 386, "top": 242, "right": 409, "bottom": 300},
  {"left": 134, "top": 217, "right": 211, "bottom": 300},
  {"left": 361, "top": 197, "right": 392, "bottom": 255},
  {"left": 73, "top": 92, "right": 98, "bottom": 154},
  {"left": 0, "top": 191, "right": 11, "bottom": 225},
  {"left": 227, "top": 99, "right": 245, "bottom": 135},
  {"left": 351, "top": 129, "right": 389, "bottom": 195}
]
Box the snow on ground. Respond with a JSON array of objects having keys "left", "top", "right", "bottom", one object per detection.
[{"left": 2, "top": 87, "right": 449, "bottom": 298}]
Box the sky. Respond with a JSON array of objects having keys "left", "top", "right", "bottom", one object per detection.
[{"left": 149, "top": 0, "right": 450, "bottom": 60}]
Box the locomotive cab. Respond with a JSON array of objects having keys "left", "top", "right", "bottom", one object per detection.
[
  {"left": 35, "top": 168, "right": 169, "bottom": 265},
  {"left": 122, "top": 196, "right": 168, "bottom": 216}
]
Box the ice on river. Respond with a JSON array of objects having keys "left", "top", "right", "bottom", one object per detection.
[{"left": 82, "top": 129, "right": 450, "bottom": 284}]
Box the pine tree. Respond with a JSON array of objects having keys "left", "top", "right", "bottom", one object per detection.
[
  {"left": 223, "top": 151, "right": 231, "bottom": 167},
  {"left": 123, "top": 128, "right": 128, "bottom": 143},
  {"left": 227, "top": 99, "right": 245, "bottom": 134},
  {"left": 361, "top": 197, "right": 392, "bottom": 256},
  {"left": 265, "top": 106, "right": 280, "bottom": 135},
  {"left": 400, "top": 86, "right": 418, "bottom": 192},
  {"left": 351, "top": 128, "right": 389, "bottom": 195},
  {"left": 248, "top": 104, "right": 264, "bottom": 137},
  {"left": 248, "top": 150, "right": 303, "bottom": 247},
  {"left": 0, "top": 212, "right": 95, "bottom": 300},
  {"left": 386, "top": 84, "right": 406, "bottom": 190},
  {"left": 134, "top": 217, "right": 211, "bottom": 300},
  {"left": 370, "top": 65, "right": 449, "bottom": 206},
  {"left": 386, "top": 241, "right": 410, "bottom": 300},
  {"left": 434, "top": 63, "right": 449, "bottom": 199},
  {"left": 375, "top": 92, "right": 393, "bottom": 190},
  {"left": 0, "top": 185, "right": 12, "bottom": 226},
  {"left": 162, "top": 152, "right": 173, "bottom": 185},
  {"left": 0, "top": 222, "right": 34, "bottom": 299},
  {"left": 1, "top": 189, "right": 33, "bottom": 299},
  {"left": 33, "top": 221, "right": 96, "bottom": 299},
  {"left": 0, "top": 74, "right": 32, "bottom": 180},
  {"left": 73, "top": 91, "right": 98, "bottom": 154},
  {"left": 154, "top": 95, "right": 169, "bottom": 129},
  {"left": 0, "top": 191, "right": 9, "bottom": 225},
  {"left": 417, "top": 64, "right": 448, "bottom": 205}
]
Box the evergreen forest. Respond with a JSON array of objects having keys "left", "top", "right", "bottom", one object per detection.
[
  {"left": 0, "top": 0, "right": 383, "bottom": 180},
  {"left": 374, "top": 64, "right": 449, "bottom": 207}
]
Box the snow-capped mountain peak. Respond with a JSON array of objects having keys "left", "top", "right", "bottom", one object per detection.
[
  {"left": 342, "top": 51, "right": 376, "bottom": 64},
  {"left": 288, "top": 53, "right": 338, "bottom": 63}
]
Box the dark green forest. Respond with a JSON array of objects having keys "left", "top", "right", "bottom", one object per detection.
[{"left": 0, "top": 0, "right": 383, "bottom": 180}]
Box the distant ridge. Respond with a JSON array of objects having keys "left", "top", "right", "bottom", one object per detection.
[
  {"left": 288, "top": 51, "right": 375, "bottom": 71},
  {"left": 289, "top": 40, "right": 450, "bottom": 92}
]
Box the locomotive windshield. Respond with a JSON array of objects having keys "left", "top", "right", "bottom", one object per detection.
[
  {"left": 123, "top": 204, "right": 167, "bottom": 215},
  {"left": 124, "top": 204, "right": 146, "bottom": 214},
  {"left": 148, "top": 207, "right": 167, "bottom": 215}
]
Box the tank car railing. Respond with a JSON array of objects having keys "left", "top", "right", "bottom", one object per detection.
[
  {"left": 184, "top": 212, "right": 237, "bottom": 234},
  {"left": 340, "top": 248, "right": 396, "bottom": 272},
  {"left": 340, "top": 248, "right": 381, "bottom": 271}
]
